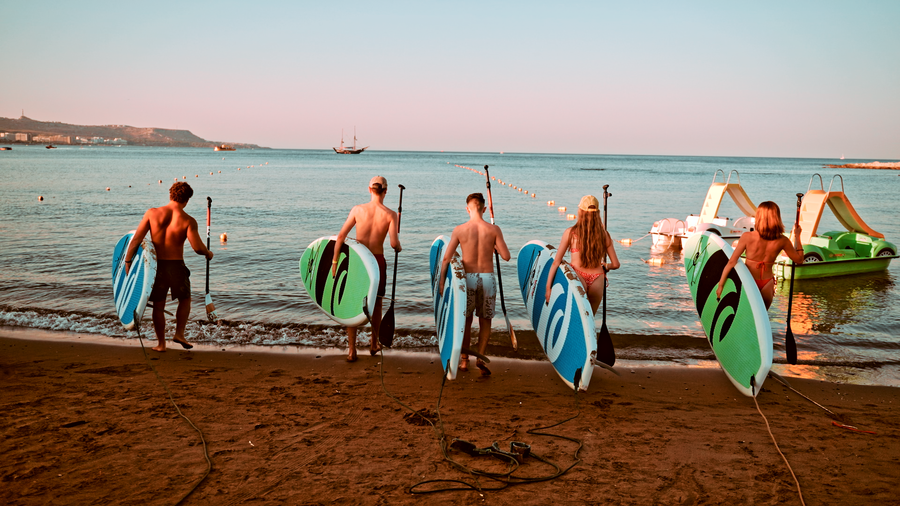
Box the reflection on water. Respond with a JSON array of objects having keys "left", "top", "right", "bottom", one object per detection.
[{"left": 774, "top": 271, "right": 896, "bottom": 338}]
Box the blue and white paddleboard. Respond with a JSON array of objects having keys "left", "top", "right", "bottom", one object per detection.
[
  {"left": 430, "top": 235, "right": 466, "bottom": 380},
  {"left": 684, "top": 232, "right": 772, "bottom": 397},
  {"left": 112, "top": 231, "right": 157, "bottom": 331},
  {"left": 299, "top": 236, "right": 380, "bottom": 327},
  {"left": 517, "top": 240, "right": 596, "bottom": 392}
]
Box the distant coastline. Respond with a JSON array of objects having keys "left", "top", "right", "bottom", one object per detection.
[
  {"left": 823, "top": 161, "right": 900, "bottom": 170},
  {"left": 0, "top": 115, "right": 267, "bottom": 149}
]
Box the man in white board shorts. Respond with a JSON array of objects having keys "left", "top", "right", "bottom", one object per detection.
[
  {"left": 125, "top": 182, "right": 213, "bottom": 352},
  {"left": 439, "top": 193, "right": 510, "bottom": 376},
  {"left": 332, "top": 176, "right": 402, "bottom": 362}
]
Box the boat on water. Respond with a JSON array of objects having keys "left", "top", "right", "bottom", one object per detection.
[
  {"left": 214, "top": 144, "right": 236, "bottom": 151},
  {"left": 0, "top": 147, "right": 11, "bottom": 151},
  {"left": 774, "top": 174, "right": 897, "bottom": 280},
  {"left": 649, "top": 170, "right": 757, "bottom": 250},
  {"left": 333, "top": 128, "right": 368, "bottom": 154},
  {"left": 46, "top": 145, "right": 56, "bottom": 149}
]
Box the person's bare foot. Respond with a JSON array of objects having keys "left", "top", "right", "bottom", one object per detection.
[
  {"left": 476, "top": 359, "right": 491, "bottom": 376},
  {"left": 173, "top": 337, "right": 193, "bottom": 350},
  {"left": 369, "top": 344, "right": 381, "bottom": 356},
  {"left": 347, "top": 351, "right": 358, "bottom": 362},
  {"left": 151, "top": 345, "right": 166, "bottom": 352},
  {"left": 459, "top": 355, "right": 468, "bottom": 372}
]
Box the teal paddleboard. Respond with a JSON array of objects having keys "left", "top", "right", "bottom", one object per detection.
[{"left": 430, "top": 235, "right": 466, "bottom": 380}]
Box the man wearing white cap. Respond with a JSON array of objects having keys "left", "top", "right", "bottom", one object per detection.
[{"left": 332, "top": 176, "right": 402, "bottom": 362}]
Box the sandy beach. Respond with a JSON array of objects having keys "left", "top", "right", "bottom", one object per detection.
[{"left": 2, "top": 328, "right": 898, "bottom": 505}]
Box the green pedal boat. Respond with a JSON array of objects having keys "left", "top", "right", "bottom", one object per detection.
[{"left": 775, "top": 174, "right": 898, "bottom": 280}]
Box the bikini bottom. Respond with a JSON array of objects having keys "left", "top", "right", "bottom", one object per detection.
[{"left": 573, "top": 267, "right": 603, "bottom": 291}]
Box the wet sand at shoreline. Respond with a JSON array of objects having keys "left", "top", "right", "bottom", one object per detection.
[{"left": 2, "top": 331, "right": 898, "bottom": 505}]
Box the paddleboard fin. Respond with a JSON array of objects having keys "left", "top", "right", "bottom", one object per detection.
[
  {"left": 591, "top": 359, "right": 621, "bottom": 376},
  {"left": 362, "top": 296, "right": 371, "bottom": 322},
  {"left": 460, "top": 348, "right": 490, "bottom": 363}
]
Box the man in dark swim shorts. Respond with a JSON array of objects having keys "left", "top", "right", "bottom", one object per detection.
[
  {"left": 124, "top": 182, "right": 213, "bottom": 352},
  {"left": 332, "top": 176, "right": 402, "bottom": 362}
]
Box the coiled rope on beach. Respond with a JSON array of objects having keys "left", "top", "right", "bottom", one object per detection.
[{"left": 374, "top": 349, "right": 584, "bottom": 495}]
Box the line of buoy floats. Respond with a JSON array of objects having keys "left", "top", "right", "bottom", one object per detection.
[
  {"left": 46, "top": 160, "right": 274, "bottom": 243},
  {"left": 452, "top": 161, "right": 666, "bottom": 266}
]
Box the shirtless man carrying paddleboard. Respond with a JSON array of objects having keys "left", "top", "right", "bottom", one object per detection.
[
  {"left": 439, "top": 193, "right": 510, "bottom": 375},
  {"left": 332, "top": 176, "right": 402, "bottom": 362},
  {"left": 125, "top": 182, "right": 213, "bottom": 352}
]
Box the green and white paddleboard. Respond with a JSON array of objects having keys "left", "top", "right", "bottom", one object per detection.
[
  {"left": 300, "top": 236, "right": 379, "bottom": 327},
  {"left": 684, "top": 232, "right": 772, "bottom": 397}
]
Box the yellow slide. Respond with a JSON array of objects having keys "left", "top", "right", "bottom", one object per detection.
[
  {"left": 794, "top": 190, "right": 884, "bottom": 244},
  {"left": 698, "top": 183, "right": 757, "bottom": 223}
]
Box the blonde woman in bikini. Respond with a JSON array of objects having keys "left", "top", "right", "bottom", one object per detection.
[
  {"left": 716, "top": 201, "right": 803, "bottom": 309},
  {"left": 545, "top": 195, "right": 621, "bottom": 315}
]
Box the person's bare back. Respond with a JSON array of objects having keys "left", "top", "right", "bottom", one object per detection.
[
  {"left": 346, "top": 201, "right": 397, "bottom": 256},
  {"left": 142, "top": 202, "right": 206, "bottom": 260},
  {"left": 453, "top": 218, "right": 506, "bottom": 273}
]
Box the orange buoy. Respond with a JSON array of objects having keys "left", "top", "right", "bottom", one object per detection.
[
  {"left": 618, "top": 238, "right": 633, "bottom": 245},
  {"left": 106, "top": 187, "right": 110, "bottom": 191},
  {"left": 566, "top": 214, "right": 576, "bottom": 220},
  {"left": 220, "top": 232, "right": 228, "bottom": 242},
  {"left": 38, "top": 196, "right": 43, "bottom": 201},
  {"left": 558, "top": 206, "right": 566, "bottom": 212},
  {"left": 646, "top": 258, "right": 664, "bottom": 266}
]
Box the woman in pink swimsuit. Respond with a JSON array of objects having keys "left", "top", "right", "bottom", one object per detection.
[
  {"left": 545, "top": 195, "right": 621, "bottom": 315},
  {"left": 716, "top": 201, "right": 804, "bottom": 309}
]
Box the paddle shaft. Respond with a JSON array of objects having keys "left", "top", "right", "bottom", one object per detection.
[
  {"left": 206, "top": 197, "right": 211, "bottom": 294},
  {"left": 785, "top": 193, "right": 802, "bottom": 364},
  {"left": 482, "top": 165, "right": 511, "bottom": 317},
  {"left": 388, "top": 185, "right": 405, "bottom": 304},
  {"left": 378, "top": 184, "right": 404, "bottom": 348},
  {"left": 598, "top": 184, "right": 616, "bottom": 366}
]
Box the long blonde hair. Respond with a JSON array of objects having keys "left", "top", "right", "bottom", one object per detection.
[
  {"left": 755, "top": 201, "right": 785, "bottom": 240},
  {"left": 572, "top": 207, "right": 608, "bottom": 268}
]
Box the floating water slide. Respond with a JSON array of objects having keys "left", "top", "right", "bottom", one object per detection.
[
  {"left": 698, "top": 183, "right": 757, "bottom": 223},
  {"left": 795, "top": 190, "right": 884, "bottom": 244}
]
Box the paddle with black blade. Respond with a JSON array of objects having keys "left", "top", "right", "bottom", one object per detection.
[
  {"left": 379, "top": 184, "right": 405, "bottom": 348},
  {"left": 785, "top": 193, "right": 802, "bottom": 365},
  {"left": 597, "top": 185, "right": 615, "bottom": 366},
  {"left": 205, "top": 197, "right": 218, "bottom": 323},
  {"left": 483, "top": 165, "right": 517, "bottom": 350}
]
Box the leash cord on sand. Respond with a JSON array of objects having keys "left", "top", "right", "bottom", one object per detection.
[
  {"left": 768, "top": 371, "right": 838, "bottom": 418},
  {"left": 374, "top": 352, "right": 583, "bottom": 495},
  {"left": 753, "top": 382, "right": 805, "bottom": 506},
  {"left": 135, "top": 317, "right": 212, "bottom": 506}
]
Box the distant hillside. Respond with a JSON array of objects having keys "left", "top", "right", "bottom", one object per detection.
[{"left": 0, "top": 116, "right": 266, "bottom": 149}]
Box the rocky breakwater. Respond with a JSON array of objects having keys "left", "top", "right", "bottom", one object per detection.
[{"left": 825, "top": 161, "right": 900, "bottom": 170}]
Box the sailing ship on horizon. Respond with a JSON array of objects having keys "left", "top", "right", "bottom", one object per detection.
[{"left": 333, "top": 128, "right": 368, "bottom": 154}]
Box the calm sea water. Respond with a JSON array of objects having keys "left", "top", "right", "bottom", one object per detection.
[{"left": 1, "top": 146, "right": 898, "bottom": 386}]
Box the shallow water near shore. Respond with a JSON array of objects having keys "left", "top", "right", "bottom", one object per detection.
[{"left": 1, "top": 146, "right": 898, "bottom": 386}]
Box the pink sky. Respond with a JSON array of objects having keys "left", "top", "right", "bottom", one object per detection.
[{"left": 2, "top": 1, "right": 898, "bottom": 158}]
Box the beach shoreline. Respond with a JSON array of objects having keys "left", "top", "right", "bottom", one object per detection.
[{"left": 2, "top": 329, "right": 898, "bottom": 505}]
